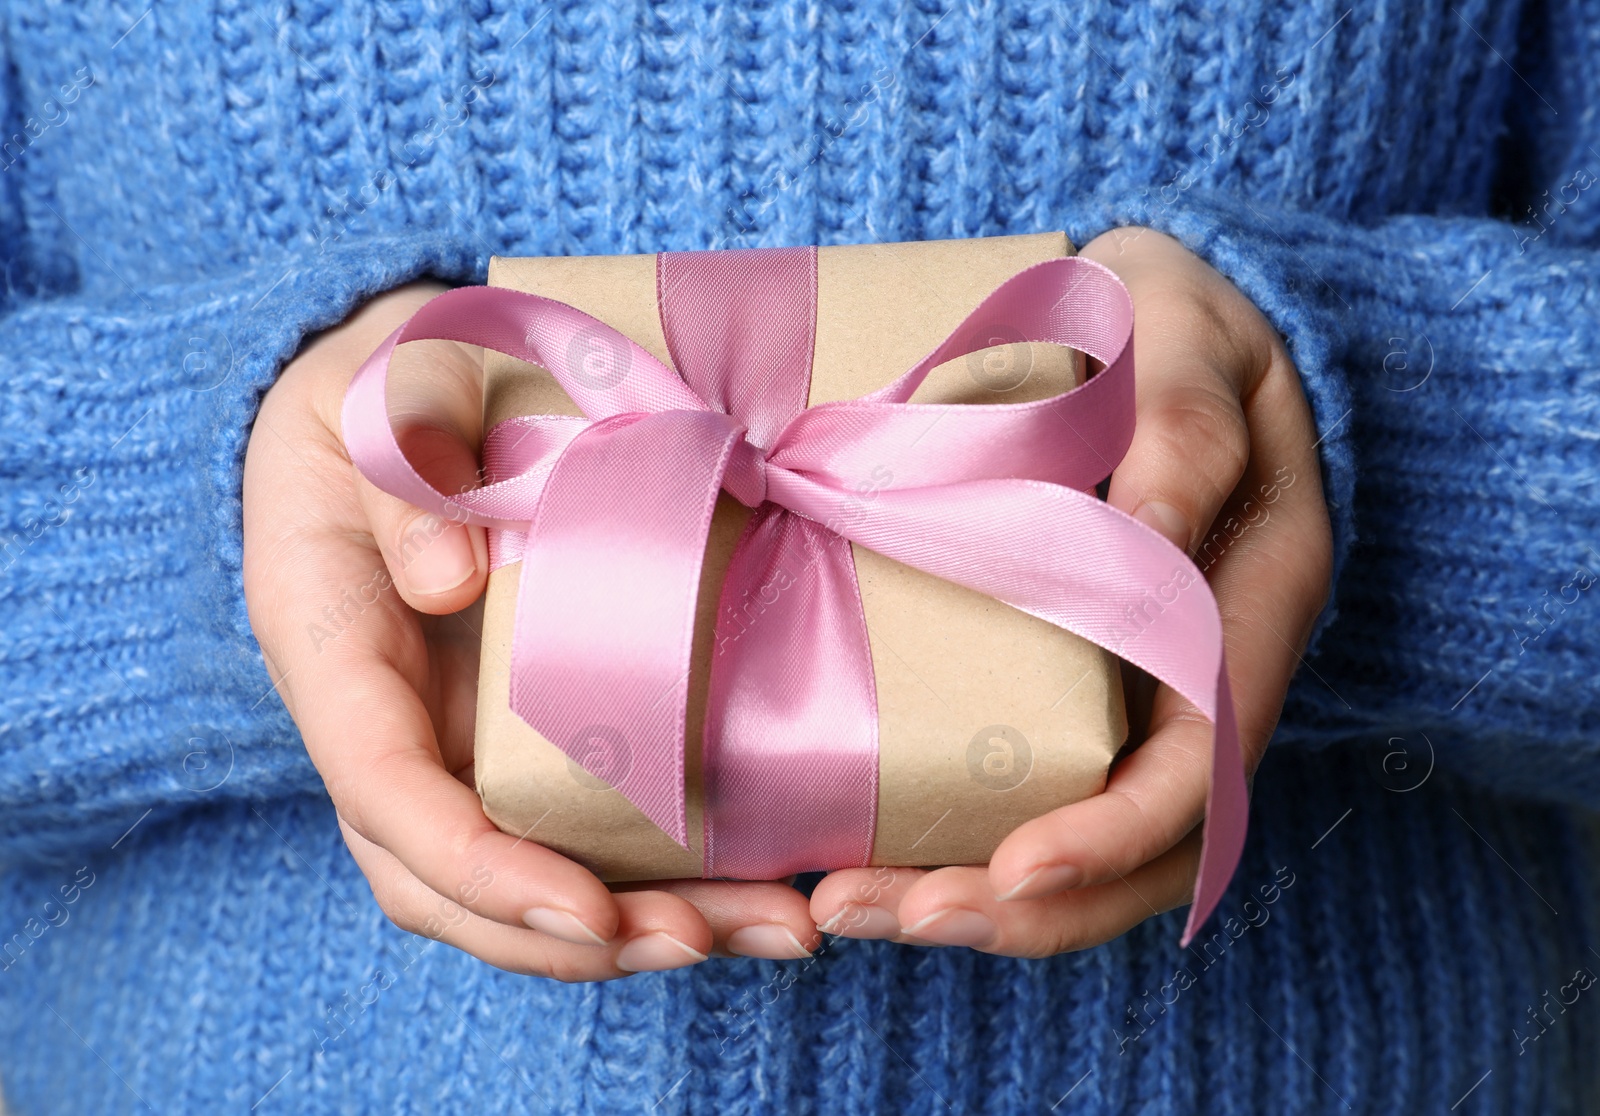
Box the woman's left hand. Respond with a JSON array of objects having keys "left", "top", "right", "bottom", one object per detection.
[{"left": 809, "top": 227, "right": 1334, "bottom": 956}]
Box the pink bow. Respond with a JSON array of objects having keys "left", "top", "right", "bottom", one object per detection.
[{"left": 342, "top": 247, "right": 1246, "bottom": 945}]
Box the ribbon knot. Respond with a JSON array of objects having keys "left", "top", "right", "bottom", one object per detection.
[
  {"left": 720, "top": 434, "right": 769, "bottom": 508},
  {"left": 341, "top": 245, "right": 1249, "bottom": 946}
]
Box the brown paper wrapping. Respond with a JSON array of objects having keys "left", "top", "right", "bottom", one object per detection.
[{"left": 474, "top": 232, "right": 1127, "bottom": 881}]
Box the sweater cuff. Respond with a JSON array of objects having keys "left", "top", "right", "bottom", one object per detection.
[
  {"left": 1061, "top": 190, "right": 1357, "bottom": 659},
  {"left": 0, "top": 233, "right": 482, "bottom": 862}
]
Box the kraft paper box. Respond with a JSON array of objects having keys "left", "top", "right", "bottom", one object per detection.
[{"left": 474, "top": 232, "right": 1128, "bottom": 881}]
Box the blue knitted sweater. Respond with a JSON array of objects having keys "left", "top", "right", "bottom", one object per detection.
[{"left": 3, "top": 1, "right": 1600, "bottom": 1112}]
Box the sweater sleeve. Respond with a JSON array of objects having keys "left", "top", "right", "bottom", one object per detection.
[
  {"left": 0, "top": 233, "right": 482, "bottom": 863},
  {"left": 1063, "top": 189, "right": 1600, "bottom": 810}
]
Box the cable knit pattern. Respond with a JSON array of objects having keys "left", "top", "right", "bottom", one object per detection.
[{"left": 2, "top": 0, "right": 1600, "bottom": 1111}]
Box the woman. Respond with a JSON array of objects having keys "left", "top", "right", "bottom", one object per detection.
[{"left": 1, "top": 1, "right": 1597, "bottom": 1111}]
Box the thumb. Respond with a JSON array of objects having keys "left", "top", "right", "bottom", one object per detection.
[{"left": 350, "top": 328, "right": 488, "bottom": 616}]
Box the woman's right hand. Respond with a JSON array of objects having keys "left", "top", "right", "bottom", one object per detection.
[{"left": 243, "top": 281, "right": 820, "bottom": 980}]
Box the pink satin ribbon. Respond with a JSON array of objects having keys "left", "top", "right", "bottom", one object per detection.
[{"left": 341, "top": 247, "right": 1247, "bottom": 945}]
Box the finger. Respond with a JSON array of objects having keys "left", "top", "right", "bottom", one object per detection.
[
  {"left": 899, "top": 831, "right": 1201, "bottom": 957},
  {"left": 305, "top": 640, "right": 624, "bottom": 942},
  {"left": 345, "top": 822, "right": 711, "bottom": 980},
  {"left": 988, "top": 341, "right": 1331, "bottom": 904},
  {"left": 642, "top": 879, "right": 820, "bottom": 960},
  {"left": 1082, "top": 229, "right": 1263, "bottom": 553},
  {"left": 350, "top": 332, "right": 489, "bottom": 616},
  {"left": 808, "top": 867, "right": 930, "bottom": 942}
]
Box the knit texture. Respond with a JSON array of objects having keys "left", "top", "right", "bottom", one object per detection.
[
  {"left": 1, "top": 0, "right": 1599, "bottom": 1111},
  {"left": 2, "top": 752, "right": 1596, "bottom": 1113}
]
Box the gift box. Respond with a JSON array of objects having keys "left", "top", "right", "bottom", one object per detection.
[{"left": 470, "top": 233, "right": 1128, "bottom": 881}]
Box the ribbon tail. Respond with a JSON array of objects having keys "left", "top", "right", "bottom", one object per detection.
[
  {"left": 1184, "top": 657, "right": 1247, "bottom": 946},
  {"left": 769, "top": 471, "right": 1247, "bottom": 941},
  {"left": 508, "top": 409, "right": 744, "bottom": 847},
  {"left": 702, "top": 507, "right": 878, "bottom": 879}
]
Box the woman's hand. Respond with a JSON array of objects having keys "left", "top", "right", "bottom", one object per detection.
[
  {"left": 810, "top": 228, "right": 1334, "bottom": 956},
  {"left": 243, "top": 282, "right": 819, "bottom": 980}
]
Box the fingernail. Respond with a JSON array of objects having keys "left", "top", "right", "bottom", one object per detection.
[
  {"left": 1132, "top": 500, "right": 1189, "bottom": 551},
  {"left": 522, "top": 906, "right": 610, "bottom": 946},
  {"left": 615, "top": 932, "right": 708, "bottom": 973},
  {"left": 401, "top": 516, "right": 476, "bottom": 595},
  {"left": 726, "top": 923, "right": 814, "bottom": 960},
  {"left": 998, "top": 863, "right": 1081, "bottom": 902},
  {"left": 820, "top": 904, "right": 900, "bottom": 940},
  {"left": 902, "top": 908, "right": 997, "bottom": 948}
]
